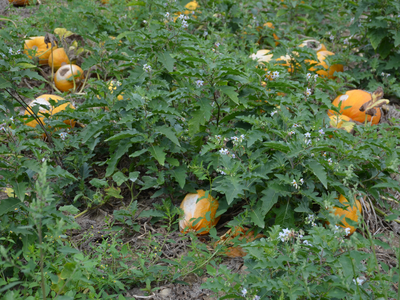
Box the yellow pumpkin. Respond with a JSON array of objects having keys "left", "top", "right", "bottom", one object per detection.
[
  {"left": 179, "top": 190, "right": 220, "bottom": 235},
  {"left": 48, "top": 48, "right": 70, "bottom": 70},
  {"left": 174, "top": 0, "right": 199, "bottom": 21},
  {"left": 307, "top": 51, "right": 343, "bottom": 78},
  {"left": 54, "top": 64, "right": 84, "bottom": 92},
  {"left": 24, "top": 36, "right": 57, "bottom": 65},
  {"left": 332, "top": 194, "right": 362, "bottom": 236},
  {"left": 328, "top": 90, "right": 381, "bottom": 125},
  {"left": 24, "top": 94, "right": 76, "bottom": 129}
]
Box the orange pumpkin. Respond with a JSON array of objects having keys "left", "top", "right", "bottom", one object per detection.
[
  {"left": 24, "top": 94, "right": 75, "bottom": 129},
  {"left": 307, "top": 51, "right": 343, "bottom": 78},
  {"left": 48, "top": 48, "right": 70, "bottom": 70},
  {"left": 328, "top": 90, "right": 381, "bottom": 125},
  {"left": 8, "top": 0, "right": 30, "bottom": 6},
  {"left": 54, "top": 64, "right": 84, "bottom": 92},
  {"left": 332, "top": 194, "right": 362, "bottom": 236},
  {"left": 179, "top": 190, "right": 220, "bottom": 235},
  {"left": 215, "top": 226, "right": 265, "bottom": 257},
  {"left": 24, "top": 37, "right": 57, "bottom": 65}
]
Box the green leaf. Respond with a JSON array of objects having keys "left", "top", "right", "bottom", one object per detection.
[
  {"left": 89, "top": 178, "right": 109, "bottom": 188},
  {"left": 157, "top": 51, "right": 176, "bottom": 72},
  {"left": 0, "top": 77, "right": 12, "bottom": 89},
  {"left": 105, "top": 139, "right": 132, "bottom": 177},
  {"left": 105, "top": 129, "right": 139, "bottom": 142},
  {"left": 113, "top": 171, "right": 128, "bottom": 186},
  {"left": 263, "top": 141, "right": 290, "bottom": 153},
  {"left": 16, "top": 63, "right": 37, "bottom": 69},
  {"left": 129, "top": 148, "right": 147, "bottom": 158},
  {"left": 394, "top": 31, "right": 400, "bottom": 47},
  {"left": 0, "top": 198, "right": 22, "bottom": 216},
  {"left": 260, "top": 187, "right": 279, "bottom": 215},
  {"left": 20, "top": 70, "right": 45, "bottom": 81},
  {"left": 171, "top": 165, "right": 186, "bottom": 189},
  {"left": 11, "top": 182, "right": 28, "bottom": 202},
  {"left": 219, "top": 86, "right": 239, "bottom": 104},
  {"left": 249, "top": 202, "right": 265, "bottom": 228},
  {"left": 148, "top": 145, "right": 166, "bottom": 166},
  {"left": 214, "top": 176, "right": 246, "bottom": 204},
  {"left": 156, "top": 126, "right": 180, "bottom": 146},
  {"left": 307, "top": 160, "right": 327, "bottom": 189},
  {"left": 60, "top": 263, "right": 76, "bottom": 279},
  {"left": 59, "top": 205, "right": 79, "bottom": 215},
  {"left": 367, "top": 29, "right": 385, "bottom": 50}
]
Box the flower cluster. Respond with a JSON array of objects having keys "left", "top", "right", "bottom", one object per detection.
[
  {"left": 219, "top": 148, "right": 229, "bottom": 155},
  {"left": 231, "top": 134, "right": 245, "bottom": 145},
  {"left": 381, "top": 72, "right": 391, "bottom": 77},
  {"left": 292, "top": 178, "right": 304, "bottom": 189},
  {"left": 306, "top": 73, "right": 318, "bottom": 81},
  {"left": 143, "top": 64, "right": 152, "bottom": 72},
  {"left": 305, "top": 87, "right": 312, "bottom": 96},
  {"left": 305, "top": 214, "right": 317, "bottom": 227},
  {"left": 266, "top": 70, "right": 280, "bottom": 80},
  {"left": 278, "top": 228, "right": 292, "bottom": 242},
  {"left": 59, "top": 132, "right": 68, "bottom": 140}
]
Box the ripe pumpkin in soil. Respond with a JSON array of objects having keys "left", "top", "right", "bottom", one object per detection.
[
  {"left": 8, "top": 0, "right": 30, "bottom": 6},
  {"left": 179, "top": 190, "right": 220, "bottom": 235},
  {"left": 54, "top": 64, "right": 84, "bottom": 92},
  {"left": 215, "top": 226, "right": 265, "bottom": 257},
  {"left": 332, "top": 195, "right": 362, "bottom": 236},
  {"left": 307, "top": 51, "right": 343, "bottom": 78},
  {"left": 24, "top": 94, "right": 76, "bottom": 129},
  {"left": 48, "top": 48, "right": 70, "bottom": 70},
  {"left": 329, "top": 89, "right": 381, "bottom": 125},
  {"left": 24, "top": 36, "right": 57, "bottom": 65}
]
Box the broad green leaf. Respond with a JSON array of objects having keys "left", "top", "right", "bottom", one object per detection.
[
  {"left": 105, "top": 129, "right": 139, "bottom": 142},
  {"left": 214, "top": 176, "right": 246, "bottom": 204},
  {"left": 59, "top": 205, "right": 80, "bottom": 215},
  {"left": 367, "top": 29, "right": 384, "bottom": 50},
  {"left": 156, "top": 126, "right": 180, "bottom": 146},
  {"left": 105, "top": 186, "right": 123, "bottom": 199},
  {"left": 171, "top": 165, "right": 186, "bottom": 189},
  {"left": 148, "top": 145, "right": 166, "bottom": 166},
  {"left": 0, "top": 77, "right": 12, "bottom": 89},
  {"left": 260, "top": 187, "right": 280, "bottom": 214},
  {"left": 307, "top": 160, "right": 327, "bottom": 189},
  {"left": 157, "top": 51, "right": 176, "bottom": 72},
  {"left": 249, "top": 202, "right": 265, "bottom": 228},
  {"left": 20, "top": 70, "right": 45, "bottom": 81},
  {"left": 394, "top": 31, "right": 400, "bottom": 47},
  {"left": 89, "top": 178, "right": 109, "bottom": 188},
  {"left": 0, "top": 197, "right": 22, "bottom": 216},
  {"left": 264, "top": 141, "right": 290, "bottom": 153},
  {"left": 113, "top": 171, "right": 128, "bottom": 186},
  {"left": 219, "top": 86, "right": 239, "bottom": 104},
  {"left": 60, "top": 263, "right": 76, "bottom": 279},
  {"left": 105, "top": 139, "right": 131, "bottom": 177},
  {"left": 16, "top": 63, "right": 37, "bottom": 69}
]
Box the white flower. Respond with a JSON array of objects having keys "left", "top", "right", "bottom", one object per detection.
[
  {"left": 303, "top": 240, "right": 312, "bottom": 246},
  {"left": 195, "top": 80, "right": 204, "bottom": 88},
  {"left": 329, "top": 34, "right": 334, "bottom": 41},
  {"left": 343, "top": 38, "right": 349, "bottom": 45},
  {"left": 253, "top": 296, "right": 261, "bottom": 300},
  {"left": 292, "top": 179, "right": 298, "bottom": 189},
  {"left": 327, "top": 158, "right": 332, "bottom": 165},
  {"left": 314, "top": 74, "right": 318, "bottom": 80},
  {"left": 59, "top": 132, "right": 68, "bottom": 140},
  {"left": 180, "top": 117, "right": 186, "bottom": 122},
  {"left": 0, "top": 126, "right": 5, "bottom": 132},
  {"left": 231, "top": 154, "right": 236, "bottom": 158},
  {"left": 288, "top": 130, "right": 295, "bottom": 136},
  {"left": 353, "top": 277, "right": 364, "bottom": 285},
  {"left": 306, "top": 73, "right": 311, "bottom": 79},
  {"left": 9, "top": 116, "right": 14, "bottom": 123},
  {"left": 215, "top": 135, "right": 222, "bottom": 140},
  {"left": 306, "top": 88, "right": 312, "bottom": 96},
  {"left": 203, "top": 31, "right": 208, "bottom": 37},
  {"left": 271, "top": 110, "right": 277, "bottom": 116},
  {"left": 311, "top": 153, "right": 314, "bottom": 157},
  {"left": 231, "top": 136, "right": 239, "bottom": 142},
  {"left": 219, "top": 148, "right": 229, "bottom": 155},
  {"left": 215, "top": 42, "right": 220, "bottom": 47},
  {"left": 345, "top": 227, "right": 351, "bottom": 236},
  {"left": 241, "top": 288, "right": 247, "bottom": 297},
  {"left": 165, "top": 12, "right": 170, "bottom": 18},
  {"left": 278, "top": 228, "right": 291, "bottom": 242},
  {"left": 386, "top": 73, "right": 390, "bottom": 77},
  {"left": 178, "top": 14, "right": 185, "bottom": 20},
  {"left": 319, "top": 129, "right": 325, "bottom": 135},
  {"left": 182, "top": 20, "right": 189, "bottom": 28},
  {"left": 305, "top": 139, "right": 312, "bottom": 145},
  {"left": 8, "top": 48, "right": 13, "bottom": 54},
  {"left": 323, "top": 152, "right": 327, "bottom": 157},
  {"left": 272, "top": 71, "right": 280, "bottom": 79},
  {"left": 381, "top": 72, "right": 385, "bottom": 77},
  {"left": 292, "top": 123, "right": 299, "bottom": 128},
  {"left": 350, "top": 17, "right": 354, "bottom": 23},
  {"left": 240, "top": 134, "right": 245, "bottom": 139},
  {"left": 304, "top": 132, "right": 311, "bottom": 138},
  {"left": 41, "top": 158, "right": 46, "bottom": 162},
  {"left": 143, "top": 64, "right": 152, "bottom": 72},
  {"left": 299, "top": 178, "right": 304, "bottom": 185},
  {"left": 143, "top": 20, "right": 147, "bottom": 24},
  {"left": 334, "top": 225, "right": 340, "bottom": 233},
  {"left": 220, "top": 170, "right": 226, "bottom": 175}
]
